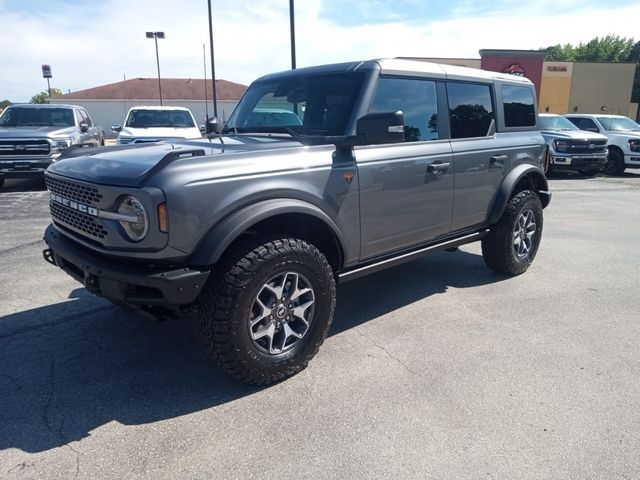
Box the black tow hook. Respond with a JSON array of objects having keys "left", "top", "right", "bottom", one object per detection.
[
  {"left": 42, "top": 248, "right": 56, "bottom": 266},
  {"left": 84, "top": 275, "right": 101, "bottom": 295}
]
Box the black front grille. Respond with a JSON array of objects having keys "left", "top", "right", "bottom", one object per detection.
[
  {"left": 45, "top": 175, "right": 103, "bottom": 207},
  {"left": 0, "top": 139, "right": 50, "bottom": 156},
  {"left": 567, "top": 140, "right": 607, "bottom": 154},
  {"left": 50, "top": 201, "right": 108, "bottom": 240}
]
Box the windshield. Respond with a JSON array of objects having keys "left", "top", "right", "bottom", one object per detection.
[
  {"left": 125, "top": 109, "right": 195, "bottom": 128},
  {"left": 596, "top": 116, "right": 640, "bottom": 132},
  {"left": 538, "top": 115, "right": 579, "bottom": 131},
  {"left": 224, "top": 72, "right": 366, "bottom": 137},
  {"left": 0, "top": 107, "right": 75, "bottom": 127}
]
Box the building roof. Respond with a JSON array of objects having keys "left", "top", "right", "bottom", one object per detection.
[{"left": 55, "top": 77, "right": 247, "bottom": 101}]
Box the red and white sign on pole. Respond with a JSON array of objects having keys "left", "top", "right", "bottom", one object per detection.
[{"left": 41, "top": 64, "right": 52, "bottom": 78}]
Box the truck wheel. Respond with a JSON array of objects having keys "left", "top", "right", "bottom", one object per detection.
[
  {"left": 605, "top": 147, "right": 625, "bottom": 176},
  {"left": 0, "top": 177, "right": 4, "bottom": 189},
  {"left": 198, "top": 237, "right": 336, "bottom": 385},
  {"left": 482, "top": 190, "right": 543, "bottom": 276}
]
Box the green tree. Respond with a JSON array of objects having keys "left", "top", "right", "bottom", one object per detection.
[
  {"left": 0, "top": 99, "right": 11, "bottom": 110},
  {"left": 30, "top": 88, "right": 63, "bottom": 104}
]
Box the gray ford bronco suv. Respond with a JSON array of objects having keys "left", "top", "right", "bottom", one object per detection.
[{"left": 42, "top": 59, "right": 550, "bottom": 384}]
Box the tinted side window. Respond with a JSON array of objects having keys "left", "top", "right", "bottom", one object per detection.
[
  {"left": 446, "top": 82, "right": 494, "bottom": 139},
  {"left": 369, "top": 77, "right": 438, "bottom": 142},
  {"left": 502, "top": 85, "right": 535, "bottom": 127},
  {"left": 568, "top": 117, "right": 599, "bottom": 132}
]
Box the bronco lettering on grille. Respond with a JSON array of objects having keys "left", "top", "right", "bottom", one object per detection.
[{"left": 50, "top": 193, "right": 99, "bottom": 216}]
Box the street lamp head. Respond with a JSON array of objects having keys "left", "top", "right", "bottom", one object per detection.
[
  {"left": 145, "top": 32, "right": 154, "bottom": 38},
  {"left": 156, "top": 32, "right": 165, "bottom": 39},
  {"left": 145, "top": 31, "right": 165, "bottom": 39}
]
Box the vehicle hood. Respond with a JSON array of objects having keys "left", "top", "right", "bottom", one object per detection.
[
  {"left": 607, "top": 130, "right": 640, "bottom": 139},
  {"left": 0, "top": 126, "right": 77, "bottom": 138},
  {"left": 47, "top": 136, "right": 306, "bottom": 187},
  {"left": 119, "top": 126, "right": 202, "bottom": 140},
  {"left": 540, "top": 129, "right": 607, "bottom": 141}
]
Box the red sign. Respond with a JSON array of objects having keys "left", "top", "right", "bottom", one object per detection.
[{"left": 503, "top": 64, "right": 525, "bottom": 77}]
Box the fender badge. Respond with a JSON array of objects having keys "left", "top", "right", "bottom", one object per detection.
[{"left": 343, "top": 172, "right": 355, "bottom": 185}]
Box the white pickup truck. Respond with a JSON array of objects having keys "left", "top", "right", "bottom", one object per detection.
[
  {"left": 565, "top": 114, "right": 640, "bottom": 175},
  {"left": 112, "top": 106, "right": 202, "bottom": 144}
]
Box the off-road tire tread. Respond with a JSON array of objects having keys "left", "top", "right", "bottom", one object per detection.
[
  {"left": 198, "top": 236, "right": 336, "bottom": 385},
  {"left": 482, "top": 190, "right": 543, "bottom": 276}
]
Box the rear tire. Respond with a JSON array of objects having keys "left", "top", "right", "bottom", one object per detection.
[
  {"left": 605, "top": 147, "right": 625, "bottom": 176},
  {"left": 198, "top": 237, "right": 336, "bottom": 385},
  {"left": 482, "top": 190, "right": 543, "bottom": 276},
  {"left": 0, "top": 177, "right": 4, "bottom": 189}
]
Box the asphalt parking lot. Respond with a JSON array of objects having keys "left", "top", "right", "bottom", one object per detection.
[{"left": 1, "top": 171, "right": 639, "bottom": 480}]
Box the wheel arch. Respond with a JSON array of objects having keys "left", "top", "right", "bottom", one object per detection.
[
  {"left": 188, "top": 199, "right": 346, "bottom": 270},
  {"left": 488, "top": 164, "right": 550, "bottom": 225}
]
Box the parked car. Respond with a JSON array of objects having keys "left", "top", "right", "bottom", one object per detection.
[
  {"left": 538, "top": 113, "right": 607, "bottom": 176},
  {"left": 112, "top": 106, "right": 202, "bottom": 144},
  {"left": 0, "top": 104, "right": 104, "bottom": 187},
  {"left": 42, "top": 59, "right": 550, "bottom": 385},
  {"left": 565, "top": 114, "right": 640, "bottom": 175}
]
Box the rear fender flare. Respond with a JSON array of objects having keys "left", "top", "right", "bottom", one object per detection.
[{"left": 488, "top": 164, "right": 549, "bottom": 225}]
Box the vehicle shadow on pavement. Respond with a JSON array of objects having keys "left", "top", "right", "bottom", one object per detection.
[
  {"left": 0, "top": 250, "right": 506, "bottom": 454},
  {"left": 332, "top": 249, "right": 506, "bottom": 335}
]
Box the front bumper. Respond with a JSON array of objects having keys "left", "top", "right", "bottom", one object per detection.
[
  {"left": 43, "top": 224, "right": 210, "bottom": 309},
  {"left": 551, "top": 154, "right": 606, "bottom": 171},
  {"left": 0, "top": 157, "right": 56, "bottom": 178}
]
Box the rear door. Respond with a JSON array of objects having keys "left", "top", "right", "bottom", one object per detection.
[
  {"left": 356, "top": 76, "right": 454, "bottom": 260},
  {"left": 447, "top": 81, "right": 506, "bottom": 231}
]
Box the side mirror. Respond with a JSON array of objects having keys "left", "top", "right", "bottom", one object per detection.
[
  {"left": 111, "top": 124, "right": 122, "bottom": 134},
  {"left": 205, "top": 117, "right": 219, "bottom": 134},
  {"left": 356, "top": 111, "right": 405, "bottom": 145},
  {"left": 79, "top": 122, "right": 89, "bottom": 133}
]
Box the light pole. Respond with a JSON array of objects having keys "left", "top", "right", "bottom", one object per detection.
[
  {"left": 289, "top": 0, "right": 296, "bottom": 69},
  {"left": 145, "top": 31, "right": 165, "bottom": 105}
]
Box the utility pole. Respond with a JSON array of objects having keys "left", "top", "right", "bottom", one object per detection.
[
  {"left": 289, "top": 0, "right": 296, "bottom": 69},
  {"left": 207, "top": 0, "right": 218, "bottom": 122},
  {"left": 145, "top": 31, "right": 165, "bottom": 105}
]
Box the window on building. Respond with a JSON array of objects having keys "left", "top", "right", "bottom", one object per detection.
[
  {"left": 368, "top": 77, "right": 439, "bottom": 142},
  {"left": 502, "top": 85, "right": 535, "bottom": 127},
  {"left": 446, "top": 82, "right": 495, "bottom": 139}
]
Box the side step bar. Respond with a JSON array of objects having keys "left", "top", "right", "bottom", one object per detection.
[{"left": 337, "top": 230, "right": 489, "bottom": 283}]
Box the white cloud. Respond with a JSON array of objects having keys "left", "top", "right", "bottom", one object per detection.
[{"left": 0, "top": 0, "right": 638, "bottom": 102}]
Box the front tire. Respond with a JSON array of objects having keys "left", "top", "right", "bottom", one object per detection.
[
  {"left": 482, "top": 190, "right": 543, "bottom": 275},
  {"left": 605, "top": 147, "right": 625, "bottom": 176},
  {"left": 198, "top": 237, "right": 336, "bottom": 385}
]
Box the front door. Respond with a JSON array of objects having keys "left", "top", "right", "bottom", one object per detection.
[{"left": 356, "top": 76, "right": 454, "bottom": 260}]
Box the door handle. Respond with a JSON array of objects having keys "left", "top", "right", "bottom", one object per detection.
[
  {"left": 427, "top": 162, "right": 451, "bottom": 173},
  {"left": 490, "top": 155, "right": 508, "bottom": 167}
]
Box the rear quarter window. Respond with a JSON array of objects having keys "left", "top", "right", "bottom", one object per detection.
[{"left": 502, "top": 85, "right": 535, "bottom": 127}]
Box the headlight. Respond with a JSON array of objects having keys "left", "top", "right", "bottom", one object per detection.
[
  {"left": 51, "top": 137, "right": 72, "bottom": 153},
  {"left": 629, "top": 139, "right": 640, "bottom": 152},
  {"left": 116, "top": 195, "right": 148, "bottom": 241},
  {"left": 553, "top": 139, "right": 571, "bottom": 153}
]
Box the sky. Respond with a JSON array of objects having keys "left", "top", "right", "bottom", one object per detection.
[{"left": 1, "top": 0, "right": 639, "bottom": 102}]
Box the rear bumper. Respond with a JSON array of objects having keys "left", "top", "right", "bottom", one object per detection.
[{"left": 43, "top": 224, "right": 209, "bottom": 309}]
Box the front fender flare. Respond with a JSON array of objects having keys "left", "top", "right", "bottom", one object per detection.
[
  {"left": 488, "top": 164, "right": 550, "bottom": 225},
  {"left": 188, "top": 198, "right": 346, "bottom": 267}
]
